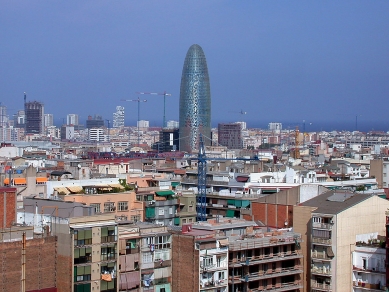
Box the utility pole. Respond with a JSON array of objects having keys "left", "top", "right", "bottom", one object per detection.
[
  {"left": 136, "top": 91, "right": 171, "bottom": 128},
  {"left": 121, "top": 97, "right": 147, "bottom": 146}
]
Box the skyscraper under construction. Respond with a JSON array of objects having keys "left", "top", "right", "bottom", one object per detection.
[
  {"left": 24, "top": 93, "right": 44, "bottom": 135},
  {"left": 179, "top": 44, "right": 211, "bottom": 153}
]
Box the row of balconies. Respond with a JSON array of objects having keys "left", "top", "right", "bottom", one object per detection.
[
  {"left": 311, "top": 250, "right": 333, "bottom": 260},
  {"left": 311, "top": 266, "right": 332, "bottom": 275},
  {"left": 312, "top": 237, "right": 332, "bottom": 245},
  {"left": 247, "top": 280, "right": 303, "bottom": 292},
  {"left": 229, "top": 250, "right": 302, "bottom": 267},
  {"left": 311, "top": 280, "right": 332, "bottom": 291},
  {"left": 353, "top": 281, "right": 385, "bottom": 290},
  {"left": 229, "top": 265, "right": 302, "bottom": 283}
]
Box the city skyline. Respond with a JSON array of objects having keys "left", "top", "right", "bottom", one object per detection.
[{"left": 1, "top": 2, "right": 389, "bottom": 131}]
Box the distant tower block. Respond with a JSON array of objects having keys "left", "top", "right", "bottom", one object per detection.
[{"left": 179, "top": 44, "right": 211, "bottom": 153}]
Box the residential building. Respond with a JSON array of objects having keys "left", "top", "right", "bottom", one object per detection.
[
  {"left": 61, "top": 125, "right": 75, "bottom": 141},
  {"left": 179, "top": 44, "right": 211, "bottom": 153},
  {"left": 293, "top": 190, "right": 389, "bottom": 292},
  {"left": 44, "top": 113, "right": 54, "bottom": 127},
  {"left": 352, "top": 237, "right": 386, "bottom": 291},
  {"left": 89, "top": 128, "right": 105, "bottom": 141},
  {"left": 113, "top": 106, "right": 125, "bottom": 128},
  {"left": 67, "top": 114, "right": 79, "bottom": 126},
  {"left": 156, "top": 128, "right": 179, "bottom": 152},
  {"left": 218, "top": 123, "right": 243, "bottom": 149}
]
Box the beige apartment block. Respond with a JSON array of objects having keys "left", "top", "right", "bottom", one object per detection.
[
  {"left": 294, "top": 190, "right": 389, "bottom": 292},
  {"left": 64, "top": 191, "right": 144, "bottom": 222}
]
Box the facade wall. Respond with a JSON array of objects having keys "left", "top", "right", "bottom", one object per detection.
[
  {"left": 251, "top": 202, "right": 293, "bottom": 229},
  {"left": 335, "top": 196, "right": 389, "bottom": 291},
  {"left": 0, "top": 187, "right": 16, "bottom": 228},
  {"left": 293, "top": 205, "right": 316, "bottom": 292},
  {"left": 172, "top": 234, "right": 199, "bottom": 292},
  {"left": 0, "top": 236, "right": 57, "bottom": 292}
]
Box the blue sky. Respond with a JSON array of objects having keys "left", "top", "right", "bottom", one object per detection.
[{"left": 1, "top": 1, "right": 388, "bottom": 131}]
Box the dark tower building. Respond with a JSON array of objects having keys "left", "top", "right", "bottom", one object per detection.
[
  {"left": 25, "top": 99, "right": 44, "bottom": 135},
  {"left": 179, "top": 44, "right": 211, "bottom": 153}
]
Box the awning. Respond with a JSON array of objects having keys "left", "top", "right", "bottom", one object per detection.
[
  {"left": 236, "top": 176, "right": 249, "bottom": 182},
  {"left": 109, "top": 184, "right": 124, "bottom": 189},
  {"left": 171, "top": 182, "right": 180, "bottom": 187},
  {"left": 327, "top": 246, "right": 334, "bottom": 257},
  {"left": 219, "top": 239, "right": 229, "bottom": 246},
  {"left": 14, "top": 178, "right": 26, "bottom": 185},
  {"left": 4, "top": 178, "right": 9, "bottom": 185},
  {"left": 155, "top": 190, "right": 175, "bottom": 196},
  {"left": 54, "top": 187, "right": 70, "bottom": 195},
  {"left": 36, "top": 177, "right": 47, "bottom": 183},
  {"left": 67, "top": 186, "right": 83, "bottom": 193}
]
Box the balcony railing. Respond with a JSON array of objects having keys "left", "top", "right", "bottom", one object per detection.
[
  {"left": 353, "top": 265, "right": 386, "bottom": 274},
  {"left": 312, "top": 222, "right": 333, "bottom": 230},
  {"left": 312, "top": 237, "right": 332, "bottom": 245},
  {"left": 311, "top": 267, "right": 332, "bottom": 275},
  {"left": 311, "top": 251, "right": 332, "bottom": 260},
  {"left": 248, "top": 280, "right": 303, "bottom": 292},
  {"left": 229, "top": 265, "right": 302, "bottom": 283},
  {"left": 229, "top": 250, "right": 302, "bottom": 266},
  {"left": 353, "top": 281, "right": 385, "bottom": 290},
  {"left": 311, "top": 280, "right": 332, "bottom": 291}
]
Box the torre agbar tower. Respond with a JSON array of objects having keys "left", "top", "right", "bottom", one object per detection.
[{"left": 179, "top": 44, "right": 211, "bottom": 153}]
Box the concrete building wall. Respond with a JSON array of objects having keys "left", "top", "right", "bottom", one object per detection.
[
  {"left": 293, "top": 205, "right": 316, "bottom": 292},
  {"left": 0, "top": 187, "right": 16, "bottom": 228},
  {"left": 0, "top": 236, "right": 57, "bottom": 292},
  {"left": 172, "top": 234, "right": 199, "bottom": 292},
  {"left": 335, "top": 196, "right": 389, "bottom": 291}
]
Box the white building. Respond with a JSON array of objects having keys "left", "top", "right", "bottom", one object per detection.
[
  {"left": 166, "top": 120, "right": 179, "bottom": 129},
  {"left": 113, "top": 106, "right": 124, "bottom": 128},
  {"left": 268, "top": 122, "right": 282, "bottom": 133},
  {"left": 352, "top": 237, "right": 386, "bottom": 291},
  {"left": 89, "top": 128, "right": 104, "bottom": 141},
  {"left": 137, "top": 120, "right": 149, "bottom": 128},
  {"left": 67, "top": 114, "right": 79, "bottom": 126},
  {"left": 44, "top": 113, "right": 54, "bottom": 127}
]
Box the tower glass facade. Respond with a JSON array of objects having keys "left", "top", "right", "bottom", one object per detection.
[{"left": 179, "top": 44, "right": 211, "bottom": 153}]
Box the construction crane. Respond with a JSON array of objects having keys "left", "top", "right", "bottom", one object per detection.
[
  {"left": 196, "top": 134, "right": 259, "bottom": 221},
  {"left": 136, "top": 91, "right": 172, "bottom": 128},
  {"left": 106, "top": 119, "right": 110, "bottom": 142},
  {"left": 121, "top": 97, "right": 147, "bottom": 146}
]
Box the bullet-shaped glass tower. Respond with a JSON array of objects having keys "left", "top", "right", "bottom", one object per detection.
[{"left": 179, "top": 44, "right": 211, "bottom": 153}]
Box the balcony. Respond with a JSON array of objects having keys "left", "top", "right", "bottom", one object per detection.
[
  {"left": 154, "top": 259, "right": 172, "bottom": 269},
  {"left": 200, "top": 279, "right": 228, "bottom": 290},
  {"left": 353, "top": 265, "right": 386, "bottom": 274},
  {"left": 312, "top": 237, "right": 332, "bottom": 245},
  {"left": 229, "top": 250, "right": 302, "bottom": 267},
  {"left": 248, "top": 280, "right": 303, "bottom": 292},
  {"left": 312, "top": 222, "right": 333, "bottom": 230},
  {"left": 311, "top": 266, "right": 332, "bottom": 276},
  {"left": 311, "top": 250, "right": 333, "bottom": 261},
  {"left": 353, "top": 281, "right": 385, "bottom": 290},
  {"left": 229, "top": 265, "right": 302, "bottom": 283},
  {"left": 311, "top": 280, "right": 332, "bottom": 291}
]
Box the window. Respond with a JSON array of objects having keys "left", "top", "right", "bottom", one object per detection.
[
  {"left": 74, "top": 265, "right": 91, "bottom": 282},
  {"left": 73, "top": 229, "right": 92, "bottom": 246},
  {"left": 158, "top": 208, "right": 165, "bottom": 216},
  {"left": 130, "top": 215, "right": 141, "bottom": 222},
  {"left": 169, "top": 207, "right": 173, "bottom": 215},
  {"left": 118, "top": 201, "right": 128, "bottom": 211},
  {"left": 101, "top": 226, "right": 117, "bottom": 243},
  {"left": 182, "top": 218, "right": 187, "bottom": 223},
  {"left": 104, "top": 202, "right": 115, "bottom": 212},
  {"left": 142, "top": 252, "right": 153, "bottom": 263},
  {"left": 188, "top": 205, "right": 194, "bottom": 212},
  {"left": 202, "top": 256, "right": 213, "bottom": 267},
  {"left": 90, "top": 203, "right": 101, "bottom": 213},
  {"left": 74, "top": 247, "right": 92, "bottom": 264},
  {"left": 313, "top": 217, "right": 322, "bottom": 223},
  {"left": 101, "top": 245, "right": 116, "bottom": 261}
]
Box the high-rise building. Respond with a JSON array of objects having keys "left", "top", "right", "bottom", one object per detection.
[
  {"left": 113, "top": 106, "right": 124, "bottom": 128},
  {"left": 25, "top": 101, "right": 44, "bottom": 134},
  {"left": 179, "top": 44, "right": 211, "bottom": 153},
  {"left": 269, "top": 122, "right": 282, "bottom": 133},
  {"left": 67, "top": 114, "right": 79, "bottom": 126},
  {"left": 44, "top": 113, "right": 54, "bottom": 128},
  {"left": 166, "top": 120, "right": 179, "bottom": 129},
  {"left": 86, "top": 115, "right": 104, "bottom": 129},
  {"left": 13, "top": 110, "right": 25, "bottom": 128},
  {"left": 218, "top": 123, "right": 243, "bottom": 149}
]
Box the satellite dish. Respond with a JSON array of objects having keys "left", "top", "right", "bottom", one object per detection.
[{"left": 77, "top": 164, "right": 81, "bottom": 169}]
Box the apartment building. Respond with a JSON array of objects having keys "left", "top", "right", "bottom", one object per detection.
[
  {"left": 294, "top": 190, "right": 389, "bottom": 292},
  {"left": 352, "top": 238, "right": 386, "bottom": 291}
]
